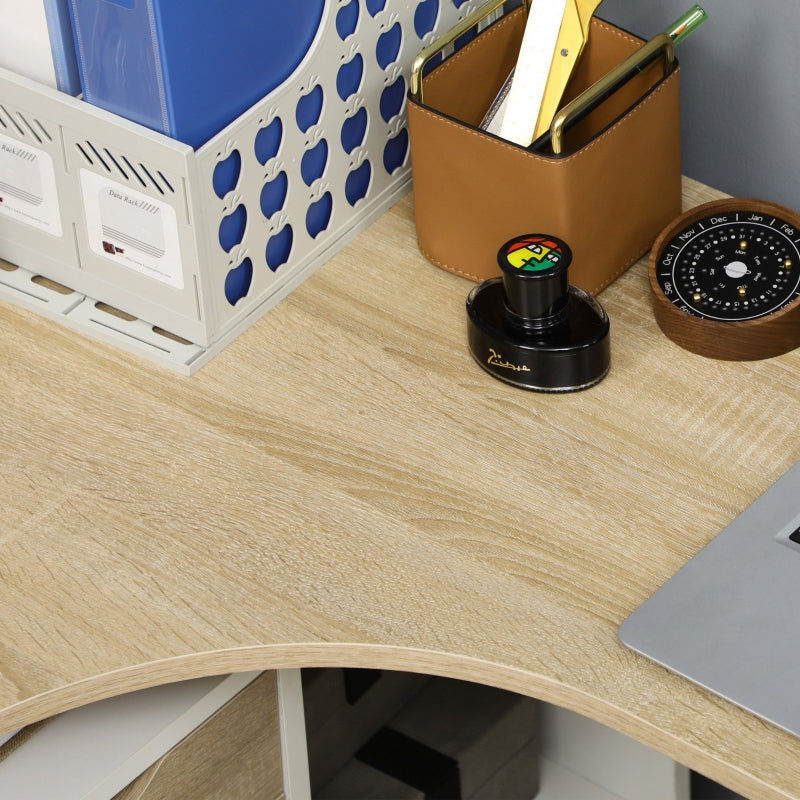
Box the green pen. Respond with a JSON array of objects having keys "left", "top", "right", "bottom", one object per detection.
[
  {"left": 529, "top": 3, "right": 708, "bottom": 153},
  {"left": 666, "top": 4, "right": 708, "bottom": 46},
  {"left": 636, "top": 5, "right": 708, "bottom": 73}
]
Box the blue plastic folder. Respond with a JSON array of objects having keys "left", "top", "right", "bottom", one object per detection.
[
  {"left": 68, "top": 0, "right": 326, "bottom": 148},
  {"left": 44, "top": 0, "right": 82, "bottom": 93}
]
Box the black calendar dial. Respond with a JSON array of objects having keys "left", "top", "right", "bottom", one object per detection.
[
  {"left": 656, "top": 211, "right": 800, "bottom": 320},
  {"left": 649, "top": 198, "right": 800, "bottom": 360}
]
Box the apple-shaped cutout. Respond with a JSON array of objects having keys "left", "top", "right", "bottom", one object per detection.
[
  {"left": 296, "top": 85, "right": 324, "bottom": 133},
  {"left": 260, "top": 171, "right": 288, "bottom": 219},
  {"left": 341, "top": 107, "right": 368, "bottom": 154},
  {"left": 376, "top": 23, "right": 402, "bottom": 70},
  {"left": 218, "top": 204, "right": 247, "bottom": 253},
  {"left": 224, "top": 257, "right": 253, "bottom": 305},
  {"left": 301, "top": 139, "right": 329, "bottom": 186},
  {"left": 336, "top": 0, "right": 359, "bottom": 39},
  {"left": 383, "top": 128, "right": 408, "bottom": 175},
  {"left": 345, "top": 160, "right": 372, "bottom": 206},
  {"left": 212, "top": 149, "right": 241, "bottom": 198},
  {"left": 414, "top": 0, "right": 439, "bottom": 39},
  {"left": 306, "top": 192, "right": 333, "bottom": 239},
  {"left": 266, "top": 225, "right": 294, "bottom": 271},
  {"left": 379, "top": 76, "right": 406, "bottom": 122},
  {"left": 337, "top": 53, "right": 364, "bottom": 101},
  {"left": 254, "top": 117, "right": 283, "bottom": 165}
]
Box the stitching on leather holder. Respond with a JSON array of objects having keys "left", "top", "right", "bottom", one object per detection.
[
  {"left": 412, "top": 17, "right": 680, "bottom": 287},
  {"left": 415, "top": 66, "right": 678, "bottom": 163}
]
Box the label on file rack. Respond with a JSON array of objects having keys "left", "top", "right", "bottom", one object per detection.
[
  {"left": 0, "top": 132, "right": 62, "bottom": 236},
  {"left": 80, "top": 170, "right": 183, "bottom": 290}
]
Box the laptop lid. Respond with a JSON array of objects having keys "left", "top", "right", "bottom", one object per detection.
[{"left": 619, "top": 459, "right": 800, "bottom": 738}]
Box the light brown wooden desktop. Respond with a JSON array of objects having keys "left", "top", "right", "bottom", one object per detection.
[{"left": 1, "top": 178, "right": 797, "bottom": 800}]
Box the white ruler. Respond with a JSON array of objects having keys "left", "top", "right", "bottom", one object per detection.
[{"left": 496, "top": 0, "right": 569, "bottom": 146}]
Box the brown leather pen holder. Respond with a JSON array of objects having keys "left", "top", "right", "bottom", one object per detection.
[{"left": 407, "top": 5, "right": 682, "bottom": 294}]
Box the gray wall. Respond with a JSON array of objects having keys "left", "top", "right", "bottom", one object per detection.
[{"left": 596, "top": 0, "right": 800, "bottom": 211}]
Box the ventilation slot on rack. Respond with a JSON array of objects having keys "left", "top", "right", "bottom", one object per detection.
[
  {"left": 0, "top": 106, "right": 22, "bottom": 136},
  {"left": 74, "top": 140, "right": 176, "bottom": 195},
  {"left": 31, "top": 275, "right": 74, "bottom": 295},
  {"left": 0, "top": 105, "right": 53, "bottom": 143},
  {"left": 90, "top": 302, "right": 199, "bottom": 355},
  {"left": 20, "top": 113, "right": 52, "bottom": 143}
]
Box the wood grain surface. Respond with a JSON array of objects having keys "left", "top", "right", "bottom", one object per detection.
[
  {"left": 112, "top": 672, "right": 283, "bottom": 800},
  {"left": 1, "top": 177, "right": 799, "bottom": 799}
]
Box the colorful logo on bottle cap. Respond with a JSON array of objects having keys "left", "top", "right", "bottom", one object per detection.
[{"left": 504, "top": 236, "right": 563, "bottom": 272}]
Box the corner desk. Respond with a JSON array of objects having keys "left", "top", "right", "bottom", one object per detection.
[{"left": 1, "top": 177, "right": 798, "bottom": 800}]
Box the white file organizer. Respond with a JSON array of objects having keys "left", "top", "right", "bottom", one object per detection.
[{"left": 0, "top": 0, "right": 487, "bottom": 373}]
